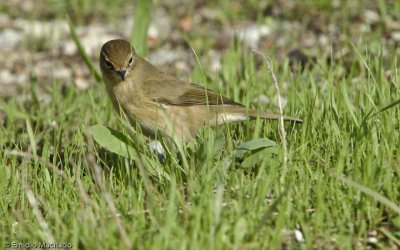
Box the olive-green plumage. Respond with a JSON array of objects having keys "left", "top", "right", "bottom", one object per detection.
[{"left": 100, "top": 39, "right": 302, "bottom": 143}]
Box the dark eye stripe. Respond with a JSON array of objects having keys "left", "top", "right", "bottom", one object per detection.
[{"left": 128, "top": 57, "right": 133, "bottom": 65}]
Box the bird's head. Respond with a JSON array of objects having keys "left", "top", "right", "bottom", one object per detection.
[{"left": 100, "top": 39, "right": 136, "bottom": 82}]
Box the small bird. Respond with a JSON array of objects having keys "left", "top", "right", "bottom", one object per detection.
[{"left": 99, "top": 39, "right": 302, "bottom": 143}]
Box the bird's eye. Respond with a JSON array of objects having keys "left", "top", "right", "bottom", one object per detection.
[
  {"left": 104, "top": 61, "right": 113, "bottom": 69},
  {"left": 128, "top": 56, "right": 133, "bottom": 65}
]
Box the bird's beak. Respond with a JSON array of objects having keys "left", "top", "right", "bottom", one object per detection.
[{"left": 117, "top": 70, "right": 127, "bottom": 81}]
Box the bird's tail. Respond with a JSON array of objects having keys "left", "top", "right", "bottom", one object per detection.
[
  {"left": 252, "top": 110, "right": 303, "bottom": 123},
  {"left": 211, "top": 107, "right": 303, "bottom": 126}
]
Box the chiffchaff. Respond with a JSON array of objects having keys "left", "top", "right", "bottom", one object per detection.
[{"left": 99, "top": 39, "right": 302, "bottom": 143}]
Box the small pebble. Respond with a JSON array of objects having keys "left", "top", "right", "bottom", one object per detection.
[
  {"left": 294, "top": 229, "right": 305, "bottom": 242},
  {"left": 234, "top": 24, "right": 271, "bottom": 48}
]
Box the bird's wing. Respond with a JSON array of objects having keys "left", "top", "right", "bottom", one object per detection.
[{"left": 142, "top": 77, "right": 244, "bottom": 107}]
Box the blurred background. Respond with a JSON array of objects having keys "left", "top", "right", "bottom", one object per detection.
[{"left": 0, "top": 0, "right": 399, "bottom": 98}]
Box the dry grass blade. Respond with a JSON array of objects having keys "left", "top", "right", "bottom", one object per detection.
[
  {"left": 5, "top": 150, "right": 95, "bottom": 212},
  {"left": 252, "top": 50, "right": 289, "bottom": 185},
  {"left": 22, "top": 167, "right": 55, "bottom": 242},
  {"left": 85, "top": 134, "right": 133, "bottom": 249},
  {"left": 5, "top": 150, "right": 70, "bottom": 181}
]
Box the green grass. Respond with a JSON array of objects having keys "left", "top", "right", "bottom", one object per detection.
[
  {"left": 1, "top": 1, "right": 400, "bottom": 249},
  {"left": 1, "top": 41, "right": 399, "bottom": 249}
]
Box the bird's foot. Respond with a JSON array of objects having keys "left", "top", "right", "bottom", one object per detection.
[{"left": 149, "top": 140, "right": 165, "bottom": 163}]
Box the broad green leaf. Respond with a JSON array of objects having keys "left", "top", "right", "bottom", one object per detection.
[
  {"left": 90, "top": 125, "right": 138, "bottom": 159},
  {"left": 90, "top": 125, "right": 170, "bottom": 181},
  {"left": 241, "top": 147, "right": 279, "bottom": 168},
  {"left": 234, "top": 138, "right": 277, "bottom": 157}
]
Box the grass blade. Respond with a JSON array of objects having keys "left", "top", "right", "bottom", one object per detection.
[
  {"left": 335, "top": 174, "right": 400, "bottom": 215},
  {"left": 66, "top": 15, "right": 102, "bottom": 83},
  {"left": 374, "top": 98, "right": 400, "bottom": 116},
  {"left": 131, "top": 0, "right": 153, "bottom": 57}
]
